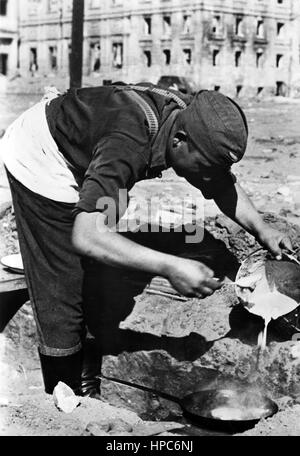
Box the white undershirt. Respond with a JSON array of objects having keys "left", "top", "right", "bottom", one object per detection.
[{"left": 1, "top": 99, "right": 79, "bottom": 203}]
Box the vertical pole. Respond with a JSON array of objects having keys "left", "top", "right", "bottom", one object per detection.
[
  {"left": 59, "top": 0, "right": 63, "bottom": 72},
  {"left": 70, "top": 0, "right": 85, "bottom": 89},
  {"left": 16, "top": 0, "right": 21, "bottom": 70}
]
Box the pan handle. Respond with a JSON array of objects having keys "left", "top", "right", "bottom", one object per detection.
[{"left": 98, "top": 374, "right": 182, "bottom": 405}]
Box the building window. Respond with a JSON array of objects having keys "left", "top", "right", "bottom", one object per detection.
[
  {"left": 68, "top": 43, "right": 72, "bottom": 70},
  {"left": 144, "top": 17, "right": 152, "bottom": 35},
  {"left": 256, "top": 50, "right": 263, "bottom": 68},
  {"left": 256, "top": 18, "right": 264, "bottom": 38},
  {"left": 29, "top": 0, "right": 41, "bottom": 15},
  {"left": 0, "top": 0, "right": 7, "bottom": 16},
  {"left": 277, "top": 22, "right": 284, "bottom": 37},
  {"left": 183, "top": 48, "right": 192, "bottom": 65},
  {"left": 112, "top": 43, "right": 123, "bottom": 69},
  {"left": 49, "top": 46, "right": 58, "bottom": 71},
  {"left": 163, "top": 16, "right": 171, "bottom": 35},
  {"left": 0, "top": 37, "right": 11, "bottom": 45},
  {"left": 276, "top": 54, "right": 283, "bottom": 68},
  {"left": 235, "top": 17, "right": 243, "bottom": 36},
  {"left": 183, "top": 15, "right": 191, "bottom": 34},
  {"left": 212, "top": 49, "right": 220, "bottom": 66},
  {"left": 236, "top": 85, "right": 243, "bottom": 97},
  {"left": 66, "top": 0, "right": 72, "bottom": 11},
  {"left": 276, "top": 81, "right": 285, "bottom": 96},
  {"left": 212, "top": 15, "right": 221, "bottom": 34},
  {"left": 163, "top": 49, "right": 171, "bottom": 65},
  {"left": 29, "top": 48, "right": 38, "bottom": 75},
  {"left": 90, "top": 0, "right": 101, "bottom": 7},
  {"left": 48, "top": 0, "right": 60, "bottom": 13},
  {"left": 144, "top": 50, "right": 151, "bottom": 67},
  {"left": 257, "top": 87, "right": 264, "bottom": 96},
  {"left": 90, "top": 42, "right": 101, "bottom": 73},
  {"left": 0, "top": 53, "right": 8, "bottom": 75},
  {"left": 235, "top": 50, "right": 242, "bottom": 67}
]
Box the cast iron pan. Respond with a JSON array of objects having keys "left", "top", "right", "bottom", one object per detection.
[{"left": 100, "top": 374, "right": 278, "bottom": 433}]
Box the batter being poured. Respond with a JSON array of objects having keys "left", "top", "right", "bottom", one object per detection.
[{"left": 236, "top": 258, "right": 300, "bottom": 350}]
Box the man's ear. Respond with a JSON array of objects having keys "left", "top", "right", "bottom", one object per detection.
[{"left": 173, "top": 130, "right": 187, "bottom": 147}]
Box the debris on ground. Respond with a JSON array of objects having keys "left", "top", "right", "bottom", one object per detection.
[
  {"left": 0, "top": 393, "right": 184, "bottom": 437},
  {"left": 53, "top": 382, "right": 81, "bottom": 414},
  {"left": 238, "top": 405, "right": 300, "bottom": 436}
]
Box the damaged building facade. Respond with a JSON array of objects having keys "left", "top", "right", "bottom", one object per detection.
[
  {"left": 0, "top": 0, "right": 19, "bottom": 77},
  {"left": 16, "top": 0, "right": 300, "bottom": 97}
]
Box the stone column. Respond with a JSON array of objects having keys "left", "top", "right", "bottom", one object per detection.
[
  {"left": 8, "top": 36, "right": 19, "bottom": 77},
  {"left": 19, "top": 41, "right": 30, "bottom": 76},
  {"left": 289, "top": 0, "right": 300, "bottom": 95}
]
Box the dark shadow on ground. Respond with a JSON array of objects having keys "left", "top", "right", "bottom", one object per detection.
[
  {"left": 82, "top": 224, "right": 241, "bottom": 361},
  {"left": 0, "top": 288, "right": 29, "bottom": 332}
]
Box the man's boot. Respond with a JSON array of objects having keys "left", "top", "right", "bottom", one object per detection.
[
  {"left": 39, "top": 350, "right": 83, "bottom": 395},
  {"left": 81, "top": 338, "right": 101, "bottom": 399}
]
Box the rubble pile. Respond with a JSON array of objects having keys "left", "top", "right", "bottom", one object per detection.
[
  {"left": 1, "top": 208, "right": 300, "bottom": 435},
  {"left": 0, "top": 207, "right": 19, "bottom": 259}
]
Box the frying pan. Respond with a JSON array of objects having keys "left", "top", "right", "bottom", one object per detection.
[{"left": 100, "top": 374, "right": 278, "bottom": 433}]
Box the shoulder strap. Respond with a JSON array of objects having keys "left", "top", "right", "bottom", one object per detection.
[
  {"left": 129, "top": 85, "right": 188, "bottom": 110},
  {"left": 124, "top": 89, "right": 159, "bottom": 143},
  {"left": 114, "top": 84, "right": 188, "bottom": 144}
]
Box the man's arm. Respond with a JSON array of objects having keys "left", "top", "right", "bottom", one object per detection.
[
  {"left": 72, "top": 212, "right": 222, "bottom": 298},
  {"left": 213, "top": 181, "right": 292, "bottom": 257}
]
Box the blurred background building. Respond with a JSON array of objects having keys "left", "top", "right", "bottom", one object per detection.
[
  {"left": 0, "top": 0, "right": 19, "bottom": 77},
  {"left": 2, "top": 0, "right": 300, "bottom": 97}
]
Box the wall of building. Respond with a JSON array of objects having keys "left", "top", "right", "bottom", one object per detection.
[
  {"left": 0, "top": 0, "right": 19, "bottom": 77},
  {"left": 16, "top": 0, "right": 300, "bottom": 97}
]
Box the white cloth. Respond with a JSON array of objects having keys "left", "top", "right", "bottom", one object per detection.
[{"left": 0, "top": 100, "right": 79, "bottom": 203}]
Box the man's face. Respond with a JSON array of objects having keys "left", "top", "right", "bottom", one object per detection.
[{"left": 168, "top": 133, "right": 226, "bottom": 185}]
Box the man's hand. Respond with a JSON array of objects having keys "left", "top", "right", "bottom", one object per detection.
[
  {"left": 73, "top": 212, "right": 221, "bottom": 299},
  {"left": 256, "top": 224, "right": 293, "bottom": 259},
  {"left": 166, "top": 257, "right": 222, "bottom": 298},
  {"left": 213, "top": 182, "right": 293, "bottom": 260}
]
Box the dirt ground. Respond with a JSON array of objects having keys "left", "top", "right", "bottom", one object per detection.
[{"left": 1, "top": 95, "right": 300, "bottom": 436}]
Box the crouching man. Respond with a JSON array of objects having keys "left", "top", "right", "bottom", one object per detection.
[{"left": 1, "top": 83, "right": 292, "bottom": 397}]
